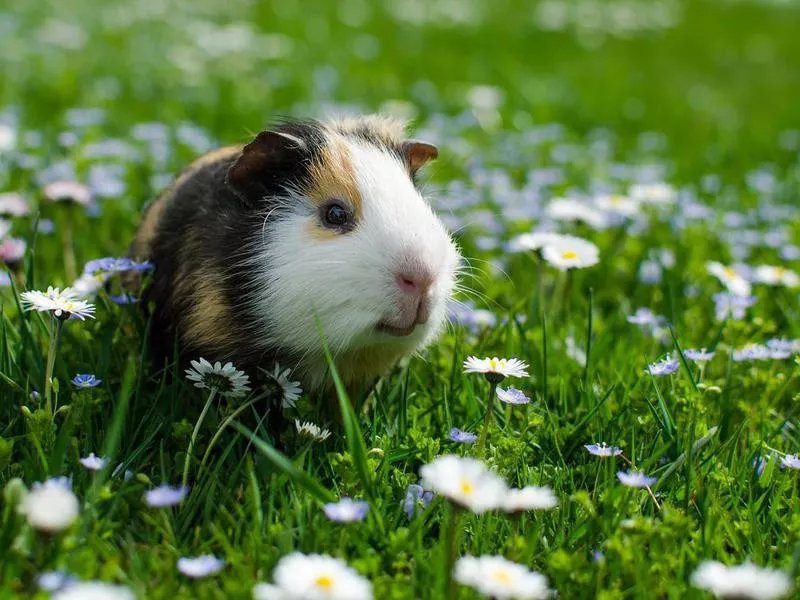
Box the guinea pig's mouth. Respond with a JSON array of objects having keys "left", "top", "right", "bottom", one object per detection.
[{"left": 375, "top": 321, "right": 418, "bottom": 337}]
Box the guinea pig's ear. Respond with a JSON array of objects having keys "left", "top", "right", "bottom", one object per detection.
[
  {"left": 226, "top": 131, "right": 306, "bottom": 202},
  {"left": 402, "top": 140, "right": 439, "bottom": 174}
]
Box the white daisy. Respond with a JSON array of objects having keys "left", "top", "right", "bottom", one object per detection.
[
  {"left": 419, "top": 455, "right": 507, "bottom": 513},
  {"left": 593, "top": 194, "right": 640, "bottom": 217},
  {"left": 252, "top": 583, "right": 289, "bottom": 600},
  {"left": 628, "top": 182, "right": 676, "bottom": 205},
  {"left": 19, "top": 477, "right": 80, "bottom": 533},
  {"left": 502, "top": 486, "right": 558, "bottom": 514},
  {"left": 20, "top": 287, "right": 96, "bottom": 320},
  {"left": 0, "top": 192, "right": 31, "bottom": 217},
  {"left": 43, "top": 180, "right": 92, "bottom": 206},
  {"left": 454, "top": 555, "right": 551, "bottom": 599},
  {"left": 463, "top": 356, "right": 529, "bottom": 380},
  {"left": 52, "top": 582, "right": 136, "bottom": 600},
  {"left": 545, "top": 197, "right": 610, "bottom": 230},
  {"left": 753, "top": 265, "right": 799, "bottom": 288},
  {"left": 177, "top": 555, "right": 225, "bottom": 578},
  {"left": 270, "top": 364, "right": 303, "bottom": 409},
  {"left": 272, "top": 552, "right": 373, "bottom": 600},
  {"left": 541, "top": 236, "right": 600, "bottom": 271},
  {"left": 706, "top": 262, "right": 752, "bottom": 296},
  {"left": 691, "top": 561, "right": 792, "bottom": 599},
  {"left": 185, "top": 358, "right": 250, "bottom": 398},
  {"left": 508, "top": 231, "right": 563, "bottom": 253},
  {"left": 295, "top": 420, "right": 332, "bottom": 442}
]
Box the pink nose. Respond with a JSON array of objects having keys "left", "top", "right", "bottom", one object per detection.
[{"left": 396, "top": 269, "right": 434, "bottom": 296}]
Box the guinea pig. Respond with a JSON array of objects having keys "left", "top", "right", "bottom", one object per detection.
[{"left": 129, "top": 115, "right": 461, "bottom": 397}]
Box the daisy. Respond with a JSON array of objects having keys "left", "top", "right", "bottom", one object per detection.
[
  {"left": 454, "top": 555, "right": 551, "bottom": 599},
  {"left": 617, "top": 471, "right": 657, "bottom": 488},
  {"left": 43, "top": 180, "right": 92, "bottom": 206},
  {"left": 19, "top": 477, "right": 79, "bottom": 533},
  {"left": 508, "top": 231, "right": 563, "bottom": 253},
  {"left": 52, "top": 582, "right": 136, "bottom": 600},
  {"left": 645, "top": 356, "right": 679, "bottom": 376},
  {"left": 177, "top": 555, "right": 225, "bottom": 578},
  {"left": 20, "top": 287, "right": 96, "bottom": 320},
  {"left": 0, "top": 192, "right": 31, "bottom": 217},
  {"left": 780, "top": 454, "right": 800, "bottom": 470},
  {"left": 541, "top": 236, "right": 600, "bottom": 271},
  {"left": 419, "top": 455, "right": 507, "bottom": 513},
  {"left": 449, "top": 428, "right": 478, "bottom": 444},
  {"left": 185, "top": 358, "right": 250, "bottom": 398},
  {"left": 628, "top": 182, "right": 676, "bottom": 205},
  {"left": 253, "top": 583, "right": 289, "bottom": 600},
  {"left": 463, "top": 356, "right": 529, "bottom": 381},
  {"left": 753, "top": 265, "right": 799, "bottom": 288},
  {"left": 593, "top": 194, "right": 640, "bottom": 217},
  {"left": 72, "top": 374, "right": 102, "bottom": 388},
  {"left": 546, "top": 197, "right": 610, "bottom": 230},
  {"left": 270, "top": 363, "right": 302, "bottom": 409},
  {"left": 272, "top": 552, "right": 373, "bottom": 600},
  {"left": 70, "top": 272, "right": 109, "bottom": 300},
  {"left": 690, "top": 561, "right": 792, "bottom": 599},
  {"left": 496, "top": 387, "right": 530, "bottom": 405},
  {"left": 323, "top": 497, "right": 369, "bottom": 523},
  {"left": 706, "top": 261, "right": 752, "bottom": 296},
  {"left": 79, "top": 453, "right": 108, "bottom": 471},
  {"left": 502, "top": 486, "right": 558, "bottom": 513},
  {"left": 585, "top": 443, "right": 623, "bottom": 457},
  {"left": 144, "top": 484, "right": 189, "bottom": 507},
  {"left": 295, "top": 420, "right": 331, "bottom": 442}
]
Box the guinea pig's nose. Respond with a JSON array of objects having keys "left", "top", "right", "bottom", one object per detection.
[{"left": 395, "top": 268, "right": 434, "bottom": 296}]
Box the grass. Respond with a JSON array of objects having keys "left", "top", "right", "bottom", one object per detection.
[{"left": 1, "top": 0, "right": 800, "bottom": 597}]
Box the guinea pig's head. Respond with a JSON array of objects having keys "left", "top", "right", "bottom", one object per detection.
[{"left": 226, "top": 116, "right": 460, "bottom": 384}]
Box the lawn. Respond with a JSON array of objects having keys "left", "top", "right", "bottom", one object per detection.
[{"left": 1, "top": 0, "right": 799, "bottom": 598}]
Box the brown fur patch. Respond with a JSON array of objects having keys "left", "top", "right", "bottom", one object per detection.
[
  {"left": 304, "top": 135, "right": 362, "bottom": 240},
  {"left": 182, "top": 272, "right": 235, "bottom": 350}
]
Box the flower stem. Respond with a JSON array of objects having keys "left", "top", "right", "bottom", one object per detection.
[
  {"left": 477, "top": 381, "right": 498, "bottom": 456},
  {"left": 182, "top": 387, "right": 217, "bottom": 488},
  {"left": 43, "top": 317, "right": 63, "bottom": 415},
  {"left": 444, "top": 505, "right": 460, "bottom": 600}
]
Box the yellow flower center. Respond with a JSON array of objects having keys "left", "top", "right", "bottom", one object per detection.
[
  {"left": 315, "top": 575, "right": 334, "bottom": 590},
  {"left": 610, "top": 195, "right": 623, "bottom": 205},
  {"left": 489, "top": 358, "right": 499, "bottom": 370},
  {"left": 460, "top": 479, "right": 474, "bottom": 496},
  {"left": 492, "top": 569, "right": 512, "bottom": 583},
  {"left": 562, "top": 250, "right": 578, "bottom": 260},
  {"left": 723, "top": 267, "right": 736, "bottom": 278}
]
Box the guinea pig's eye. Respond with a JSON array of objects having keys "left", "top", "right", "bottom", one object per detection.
[{"left": 320, "top": 201, "right": 354, "bottom": 231}]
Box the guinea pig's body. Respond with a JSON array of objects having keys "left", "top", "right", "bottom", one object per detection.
[{"left": 129, "top": 116, "right": 460, "bottom": 395}]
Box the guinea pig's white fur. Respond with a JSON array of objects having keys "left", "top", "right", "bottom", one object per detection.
[{"left": 246, "top": 127, "right": 461, "bottom": 391}]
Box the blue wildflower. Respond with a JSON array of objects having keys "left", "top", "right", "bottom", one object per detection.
[
  {"left": 109, "top": 294, "right": 138, "bottom": 304},
  {"left": 780, "top": 454, "right": 800, "bottom": 470},
  {"left": 713, "top": 293, "right": 756, "bottom": 321},
  {"left": 37, "top": 571, "right": 77, "bottom": 592},
  {"left": 72, "top": 374, "right": 102, "bottom": 388},
  {"left": 323, "top": 497, "right": 370, "bottom": 523},
  {"left": 84, "top": 257, "right": 154, "bottom": 275},
  {"left": 617, "top": 471, "right": 657, "bottom": 488},
  {"left": 177, "top": 555, "right": 225, "bottom": 579},
  {"left": 144, "top": 484, "right": 189, "bottom": 507},
  {"left": 645, "top": 356, "right": 679, "bottom": 376},
  {"left": 585, "top": 443, "right": 622, "bottom": 457},
  {"left": 449, "top": 428, "right": 478, "bottom": 444},
  {"left": 683, "top": 349, "right": 715, "bottom": 362},
  {"left": 496, "top": 387, "right": 530, "bottom": 405},
  {"left": 403, "top": 484, "right": 434, "bottom": 519}
]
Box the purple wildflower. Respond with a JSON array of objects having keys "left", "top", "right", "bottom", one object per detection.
[
  {"left": 403, "top": 484, "right": 434, "bottom": 519},
  {"left": 71, "top": 374, "right": 102, "bottom": 388},
  {"left": 732, "top": 344, "right": 772, "bottom": 362},
  {"left": 496, "top": 387, "right": 530, "bottom": 405},
  {"left": 780, "top": 454, "right": 800, "bottom": 470},
  {"left": 79, "top": 453, "right": 108, "bottom": 471},
  {"left": 449, "top": 428, "right": 478, "bottom": 444},
  {"left": 109, "top": 294, "right": 138, "bottom": 304},
  {"left": 323, "top": 497, "right": 369, "bottom": 523},
  {"left": 617, "top": 471, "right": 657, "bottom": 488},
  {"left": 37, "top": 571, "right": 77, "bottom": 592},
  {"left": 683, "top": 349, "right": 715, "bottom": 362},
  {"left": 645, "top": 356, "right": 679, "bottom": 376},
  {"left": 585, "top": 443, "right": 622, "bottom": 457},
  {"left": 144, "top": 485, "right": 189, "bottom": 507},
  {"left": 84, "top": 257, "right": 154, "bottom": 275}
]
